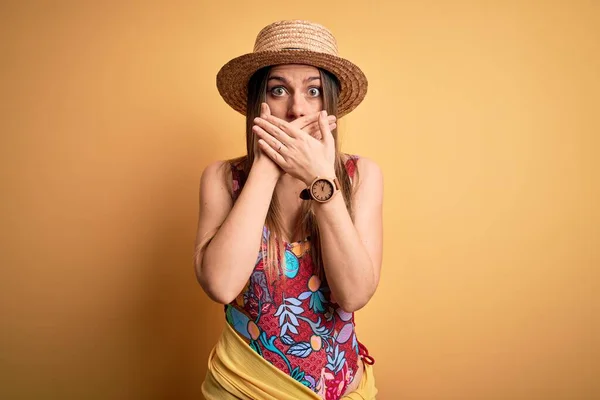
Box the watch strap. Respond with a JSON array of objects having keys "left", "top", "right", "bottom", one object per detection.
[{"left": 300, "top": 188, "right": 311, "bottom": 200}]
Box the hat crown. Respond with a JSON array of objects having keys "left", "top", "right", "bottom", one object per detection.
[
  {"left": 216, "top": 20, "right": 367, "bottom": 117},
  {"left": 253, "top": 20, "right": 339, "bottom": 56}
]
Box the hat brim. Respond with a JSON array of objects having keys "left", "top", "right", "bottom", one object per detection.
[{"left": 216, "top": 50, "right": 367, "bottom": 117}]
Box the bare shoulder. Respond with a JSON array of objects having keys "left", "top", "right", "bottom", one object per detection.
[
  {"left": 355, "top": 156, "right": 382, "bottom": 177},
  {"left": 201, "top": 160, "right": 228, "bottom": 183},
  {"left": 200, "top": 159, "right": 238, "bottom": 197},
  {"left": 346, "top": 155, "right": 383, "bottom": 192},
  {"left": 196, "top": 160, "right": 235, "bottom": 248}
]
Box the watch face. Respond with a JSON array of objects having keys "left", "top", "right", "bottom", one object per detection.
[{"left": 311, "top": 179, "right": 334, "bottom": 202}]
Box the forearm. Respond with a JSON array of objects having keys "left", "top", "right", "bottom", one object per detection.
[
  {"left": 200, "top": 167, "right": 277, "bottom": 303},
  {"left": 313, "top": 194, "right": 377, "bottom": 312}
]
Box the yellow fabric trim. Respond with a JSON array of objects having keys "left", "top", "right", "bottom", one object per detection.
[
  {"left": 202, "top": 323, "right": 377, "bottom": 399},
  {"left": 340, "top": 359, "right": 377, "bottom": 400}
]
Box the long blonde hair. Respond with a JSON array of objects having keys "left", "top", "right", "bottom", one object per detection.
[{"left": 232, "top": 66, "right": 357, "bottom": 282}]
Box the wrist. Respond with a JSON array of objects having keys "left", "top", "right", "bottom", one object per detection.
[
  {"left": 251, "top": 160, "right": 280, "bottom": 185},
  {"left": 301, "top": 175, "right": 341, "bottom": 203},
  {"left": 303, "top": 169, "right": 336, "bottom": 187},
  {"left": 312, "top": 188, "right": 344, "bottom": 212}
]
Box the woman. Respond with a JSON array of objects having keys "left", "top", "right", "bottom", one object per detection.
[{"left": 195, "top": 20, "right": 383, "bottom": 399}]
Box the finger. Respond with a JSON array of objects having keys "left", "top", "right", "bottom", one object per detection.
[
  {"left": 297, "top": 115, "right": 336, "bottom": 132},
  {"left": 253, "top": 124, "right": 287, "bottom": 155},
  {"left": 260, "top": 102, "right": 271, "bottom": 119},
  {"left": 263, "top": 114, "right": 302, "bottom": 139},
  {"left": 258, "top": 139, "right": 287, "bottom": 167},
  {"left": 318, "top": 110, "right": 333, "bottom": 144},
  {"left": 260, "top": 103, "right": 267, "bottom": 119},
  {"left": 304, "top": 121, "right": 319, "bottom": 136},
  {"left": 253, "top": 106, "right": 265, "bottom": 155},
  {"left": 312, "top": 123, "right": 337, "bottom": 140},
  {"left": 254, "top": 117, "right": 294, "bottom": 145},
  {"left": 304, "top": 120, "right": 337, "bottom": 137},
  {"left": 294, "top": 113, "right": 336, "bottom": 130},
  {"left": 302, "top": 118, "right": 335, "bottom": 132},
  {"left": 290, "top": 113, "right": 317, "bottom": 130}
]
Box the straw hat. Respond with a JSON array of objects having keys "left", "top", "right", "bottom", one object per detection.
[{"left": 216, "top": 20, "right": 368, "bottom": 117}]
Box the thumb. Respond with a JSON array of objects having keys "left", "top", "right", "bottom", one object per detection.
[
  {"left": 260, "top": 102, "right": 266, "bottom": 118},
  {"left": 318, "top": 110, "right": 333, "bottom": 145},
  {"left": 260, "top": 102, "right": 271, "bottom": 119}
]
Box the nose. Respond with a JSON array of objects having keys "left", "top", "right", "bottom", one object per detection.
[{"left": 286, "top": 92, "right": 308, "bottom": 121}]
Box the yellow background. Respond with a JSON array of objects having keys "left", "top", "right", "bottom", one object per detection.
[{"left": 1, "top": 1, "right": 597, "bottom": 399}]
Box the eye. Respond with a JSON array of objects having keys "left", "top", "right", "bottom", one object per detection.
[
  {"left": 308, "top": 87, "right": 321, "bottom": 97},
  {"left": 269, "top": 86, "right": 287, "bottom": 97}
]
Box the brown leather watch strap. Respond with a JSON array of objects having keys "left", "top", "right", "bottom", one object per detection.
[
  {"left": 333, "top": 177, "right": 340, "bottom": 190},
  {"left": 299, "top": 188, "right": 311, "bottom": 200}
]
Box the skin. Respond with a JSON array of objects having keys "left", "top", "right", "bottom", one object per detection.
[{"left": 194, "top": 64, "right": 383, "bottom": 394}]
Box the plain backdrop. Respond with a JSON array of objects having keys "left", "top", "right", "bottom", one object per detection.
[{"left": 1, "top": 1, "right": 598, "bottom": 399}]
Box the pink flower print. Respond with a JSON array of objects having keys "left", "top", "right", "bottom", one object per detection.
[{"left": 315, "top": 363, "right": 349, "bottom": 400}]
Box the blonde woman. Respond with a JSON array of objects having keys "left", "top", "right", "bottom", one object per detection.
[{"left": 196, "top": 20, "right": 383, "bottom": 400}]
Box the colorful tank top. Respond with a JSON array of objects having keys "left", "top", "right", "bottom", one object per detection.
[{"left": 224, "top": 155, "right": 374, "bottom": 400}]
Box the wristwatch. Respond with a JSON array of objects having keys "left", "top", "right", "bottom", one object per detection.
[{"left": 300, "top": 176, "right": 340, "bottom": 203}]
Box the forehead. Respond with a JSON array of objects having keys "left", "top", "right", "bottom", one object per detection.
[{"left": 268, "top": 64, "right": 320, "bottom": 78}]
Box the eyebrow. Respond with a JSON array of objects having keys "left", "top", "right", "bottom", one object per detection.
[{"left": 267, "top": 76, "right": 321, "bottom": 84}]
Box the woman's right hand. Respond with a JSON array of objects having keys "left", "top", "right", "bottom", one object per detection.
[{"left": 252, "top": 103, "right": 284, "bottom": 181}]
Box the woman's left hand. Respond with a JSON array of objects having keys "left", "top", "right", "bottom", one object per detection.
[{"left": 253, "top": 110, "right": 337, "bottom": 185}]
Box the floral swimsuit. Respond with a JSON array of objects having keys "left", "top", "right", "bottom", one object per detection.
[{"left": 224, "top": 156, "right": 374, "bottom": 400}]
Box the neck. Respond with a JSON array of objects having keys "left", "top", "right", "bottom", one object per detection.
[{"left": 273, "top": 173, "right": 308, "bottom": 242}]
